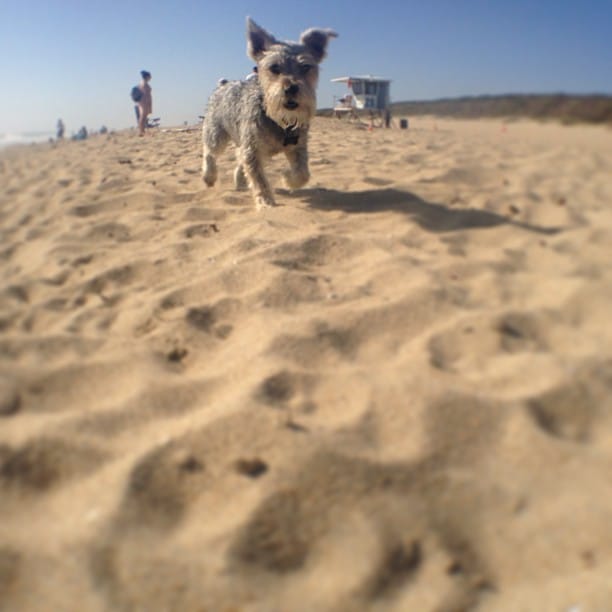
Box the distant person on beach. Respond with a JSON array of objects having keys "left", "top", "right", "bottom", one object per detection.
[
  {"left": 72, "top": 126, "right": 88, "bottom": 141},
  {"left": 384, "top": 108, "right": 391, "bottom": 128},
  {"left": 136, "top": 70, "right": 152, "bottom": 136},
  {"left": 56, "top": 119, "right": 65, "bottom": 139},
  {"left": 245, "top": 66, "right": 258, "bottom": 81}
]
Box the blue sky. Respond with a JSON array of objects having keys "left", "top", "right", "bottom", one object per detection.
[{"left": 1, "top": 0, "right": 611, "bottom": 134}]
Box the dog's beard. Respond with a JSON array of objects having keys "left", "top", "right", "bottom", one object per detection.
[{"left": 263, "top": 89, "right": 315, "bottom": 129}]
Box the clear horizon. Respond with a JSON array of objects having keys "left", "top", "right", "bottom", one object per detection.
[{"left": 2, "top": 0, "right": 611, "bottom": 134}]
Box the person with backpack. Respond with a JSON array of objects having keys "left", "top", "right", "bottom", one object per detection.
[{"left": 131, "top": 70, "right": 152, "bottom": 136}]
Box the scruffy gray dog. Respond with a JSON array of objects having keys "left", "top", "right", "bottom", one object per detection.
[{"left": 202, "top": 18, "right": 337, "bottom": 209}]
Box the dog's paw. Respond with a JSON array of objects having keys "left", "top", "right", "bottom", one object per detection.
[
  {"left": 283, "top": 169, "right": 310, "bottom": 190},
  {"left": 233, "top": 166, "right": 248, "bottom": 191},
  {"left": 202, "top": 170, "right": 217, "bottom": 187},
  {"left": 202, "top": 161, "right": 217, "bottom": 187},
  {"left": 255, "top": 195, "right": 278, "bottom": 210}
]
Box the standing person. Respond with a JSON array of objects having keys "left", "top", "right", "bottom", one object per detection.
[
  {"left": 384, "top": 108, "right": 391, "bottom": 128},
  {"left": 56, "top": 118, "right": 65, "bottom": 139},
  {"left": 136, "top": 70, "right": 152, "bottom": 136}
]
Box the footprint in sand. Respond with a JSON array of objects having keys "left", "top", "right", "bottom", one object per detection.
[
  {"left": 271, "top": 234, "right": 358, "bottom": 271},
  {"left": 428, "top": 310, "right": 552, "bottom": 372},
  {"left": 526, "top": 359, "right": 612, "bottom": 443},
  {"left": 0, "top": 437, "right": 107, "bottom": 492},
  {"left": 186, "top": 297, "right": 243, "bottom": 339},
  {"left": 258, "top": 271, "right": 326, "bottom": 308},
  {"left": 256, "top": 369, "right": 317, "bottom": 412},
  {"left": 112, "top": 442, "right": 207, "bottom": 528}
]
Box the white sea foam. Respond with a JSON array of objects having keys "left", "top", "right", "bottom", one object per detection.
[{"left": 0, "top": 131, "right": 55, "bottom": 148}]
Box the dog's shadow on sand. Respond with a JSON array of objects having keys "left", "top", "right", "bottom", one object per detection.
[{"left": 291, "top": 187, "right": 562, "bottom": 235}]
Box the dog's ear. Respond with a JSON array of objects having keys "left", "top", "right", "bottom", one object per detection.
[
  {"left": 246, "top": 17, "right": 277, "bottom": 61},
  {"left": 300, "top": 28, "right": 338, "bottom": 63}
]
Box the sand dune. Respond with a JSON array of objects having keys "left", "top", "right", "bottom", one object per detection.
[{"left": 1, "top": 117, "right": 612, "bottom": 611}]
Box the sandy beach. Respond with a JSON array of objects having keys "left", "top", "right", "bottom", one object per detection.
[{"left": 1, "top": 116, "right": 612, "bottom": 611}]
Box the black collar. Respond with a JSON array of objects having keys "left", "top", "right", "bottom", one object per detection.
[
  {"left": 259, "top": 104, "right": 300, "bottom": 146},
  {"left": 283, "top": 126, "right": 299, "bottom": 146}
]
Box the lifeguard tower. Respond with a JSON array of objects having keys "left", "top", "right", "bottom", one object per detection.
[{"left": 331, "top": 75, "right": 392, "bottom": 126}]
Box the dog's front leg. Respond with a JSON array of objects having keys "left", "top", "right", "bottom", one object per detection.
[
  {"left": 283, "top": 144, "right": 310, "bottom": 190},
  {"left": 240, "top": 148, "right": 276, "bottom": 209}
]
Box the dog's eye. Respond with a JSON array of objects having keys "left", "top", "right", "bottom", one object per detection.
[
  {"left": 299, "top": 64, "right": 313, "bottom": 75},
  {"left": 269, "top": 64, "right": 281, "bottom": 75}
]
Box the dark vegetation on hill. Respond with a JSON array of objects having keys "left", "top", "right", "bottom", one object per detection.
[{"left": 320, "top": 94, "right": 612, "bottom": 125}]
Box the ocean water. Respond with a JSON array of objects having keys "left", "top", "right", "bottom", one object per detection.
[{"left": 0, "top": 131, "right": 56, "bottom": 149}]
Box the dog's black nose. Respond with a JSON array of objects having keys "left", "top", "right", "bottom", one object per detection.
[{"left": 284, "top": 83, "right": 299, "bottom": 97}]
